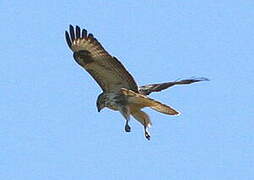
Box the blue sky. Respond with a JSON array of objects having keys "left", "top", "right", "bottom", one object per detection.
[{"left": 1, "top": 1, "right": 253, "bottom": 179}]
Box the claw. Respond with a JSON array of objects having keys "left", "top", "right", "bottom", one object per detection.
[
  {"left": 145, "top": 131, "right": 151, "bottom": 140},
  {"left": 125, "top": 124, "right": 131, "bottom": 132}
]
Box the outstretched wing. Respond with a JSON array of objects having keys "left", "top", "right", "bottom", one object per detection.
[
  {"left": 139, "top": 77, "right": 209, "bottom": 95},
  {"left": 65, "top": 25, "right": 138, "bottom": 93}
]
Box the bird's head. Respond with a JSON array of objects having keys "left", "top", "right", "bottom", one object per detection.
[{"left": 96, "top": 93, "right": 107, "bottom": 112}]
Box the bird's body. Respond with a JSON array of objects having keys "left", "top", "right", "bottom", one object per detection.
[
  {"left": 97, "top": 89, "right": 177, "bottom": 139},
  {"left": 65, "top": 25, "right": 208, "bottom": 140},
  {"left": 101, "top": 92, "right": 126, "bottom": 111}
]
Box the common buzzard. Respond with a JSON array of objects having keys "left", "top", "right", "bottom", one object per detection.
[{"left": 65, "top": 25, "right": 208, "bottom": 140}]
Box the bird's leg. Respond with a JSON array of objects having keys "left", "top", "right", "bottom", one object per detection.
[
  {"left": 119, "top": 106, "right": 131, "bottom": 132},
  {"left": 144, "top": 126, "right": 151, "bottom": 140},
  {"left": 125, "top": 118, "right": 131, "bottom": 132}
]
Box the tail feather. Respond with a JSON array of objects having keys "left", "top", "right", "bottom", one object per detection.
[
  {"left": 149, "top": 101, "right": 180, "bottom": 115},
  {"left": 132, "top": 110, "right": 152, "bottom": 127},
  {"left": 121, "top": 88, "right": 180, "bottom": 115}
]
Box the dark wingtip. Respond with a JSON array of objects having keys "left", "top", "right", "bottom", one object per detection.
[
  {"left": 87, "top": 33, "right": 94, "bottom": 42},
  {"left": 88, "top": 33, "right": 94, "bottom": 38},
  {"left": 180, "top": 77, "right": 210, "bottom": 83},
  {"left": 82, "top": 29, "right": 87, "bottom": 38},
  {"left": 65, "top": 31, "right": 72, "bottom": 49},
  {"left": 69, "top": 25, "right": 75, "bottom": 41},
  {"left": 76, "top": 25, "right": 81, "bottom": 38},
  {"left": 69, "top": 24, "right": 74, "bottom": 30},
  {"left": 195, "top": 77, "right": 210, "bottom": 81}
]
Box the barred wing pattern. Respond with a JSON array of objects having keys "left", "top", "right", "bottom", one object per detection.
[
  {"left": 139, "top": 77, "right": 209, "bottom": 95},
  {"left": 65, "top": 25, "right": 138, "bottom": 93}
]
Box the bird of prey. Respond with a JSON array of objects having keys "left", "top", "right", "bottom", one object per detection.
[{"left": 65, "top": 25, "right": 208, "bottom": 140}]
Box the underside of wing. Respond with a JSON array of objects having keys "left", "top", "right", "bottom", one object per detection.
[
  {"left": 139, "top": 77, "right": 209, "bottom": 95},
  {"left": 121, "top": 88, "right": 179, "bottom": 115},
  {"left": 65, "top": 25, "right": 138, "bottom": 93}
]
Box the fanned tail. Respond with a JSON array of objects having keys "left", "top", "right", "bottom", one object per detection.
[
  {"left": 149, "top": 101, "right": 179, "bottom": 115},
  {"left": 121, "top": 88, "right": 180, "bottom": 115}
]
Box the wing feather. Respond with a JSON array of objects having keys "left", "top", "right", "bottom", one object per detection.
[
  {"left": 65, "top": 25, "right": 138, "bottom": 93},
  {"left": 139, "top": 77, "right": 209, "bottom": 95},
  {"left": 69, "top": 25, "right": 75, "bottom": 41},
  {"left": 82, "top": 29, "right": 87, "bottom": 38},
  {"left": 75, "top": 26, "right": 81, "bottom": 38},
  {"left": 65, "top": 31, "right": 72, "bottom": 49}
]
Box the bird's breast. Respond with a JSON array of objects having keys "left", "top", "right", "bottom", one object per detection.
[{"left": 105, "top": 93, "right": 127, "bottom": 111}]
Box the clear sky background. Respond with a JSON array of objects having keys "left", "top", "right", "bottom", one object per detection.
[{"left": 1, "top": 1, "right": 253, "bottom": 180}]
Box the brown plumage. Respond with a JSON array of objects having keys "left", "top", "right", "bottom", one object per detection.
[
  {"left": 139, "top": 77, "right": 209, "bottom": 95},
  {"left": 120, "top": 88, "right": 179, "bottom": 115},
  {"left": 65, "top": 25, "right": 138, "bottom": 93},
  {"left": 65, "top": 25, "right": 208, "bottom": 140}
]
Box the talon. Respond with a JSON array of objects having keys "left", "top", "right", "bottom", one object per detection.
[
  {"left": 125, "top": 124, "right": 131, "bottom": 132},
  {"left": 145, "top": 132, "right": 151, "bottom": 140}
]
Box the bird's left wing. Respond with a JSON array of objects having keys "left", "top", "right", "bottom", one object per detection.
[
  {"left": 139, "top": 77, "right": 209, "bottom": 95},
  {"left": 65, "top": 25, "right": 138, "bottom": 93}
]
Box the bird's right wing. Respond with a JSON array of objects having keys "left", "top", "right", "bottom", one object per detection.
[
  {"left": 65, "top": 25, "right": 138, "bottom": 93},
  {"left": 138, "top": 77, "right": 209, "bottom": 95}
]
